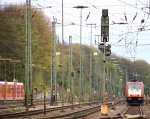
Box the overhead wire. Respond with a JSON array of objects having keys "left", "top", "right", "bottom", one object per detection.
[
  {"left": 137, "top": 0, "right": 149, "bottom": 8},
  {"left": 40, "top": 0, "right": 150, "bottom": 38},
  {"left": 118, "top": 0, "right": 150, "bottom": 15},
  {"left": 113, "top": 0, "right": 150, "bottom": 59},
  {"left": 4, "top": 0, "right": 150, "bottom": 58}
]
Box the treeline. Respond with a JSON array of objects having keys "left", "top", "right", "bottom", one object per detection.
[
  {"left": 0, "top": 5, "right": 51, "bottom": 83},
  {"left": 0, "top": 5, "right": 150, "bottom": 97}
]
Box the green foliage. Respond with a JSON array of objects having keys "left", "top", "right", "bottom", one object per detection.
[
  {"left": 0, "top": 5, "right": 52, "bottom": 82},
  {"left": 1, "top": 4, "right": 150, "bottom": 100}
]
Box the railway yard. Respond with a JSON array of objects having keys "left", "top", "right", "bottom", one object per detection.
[
  {"left": 0, "top": 98, "right": 150, "bottom": 119},
  {"left": 1, "top": 1, "right": 150, "bottom": 119}
]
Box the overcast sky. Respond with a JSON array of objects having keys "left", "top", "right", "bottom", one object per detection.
[{"left": 1, "top": 0, "right": 150, "bottom": 64}]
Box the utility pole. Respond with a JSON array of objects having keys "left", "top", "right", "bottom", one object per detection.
[
  {"left": 61, "top": 0, "right": 65, "bottom": 112},
  {"left": 67, "top": 36, "right": 71, "bottom": 102},
  {"left": 86, "top": 23, "right": 96, "bottom": 104},
  {"left": 73, "top": 5, "right": 88, "bottom": 108},
  {"left": 68, "top": 36, "right": 74, "bottom": 110},
  {"left": 93, "top": 52, "right": 98, "bottom": 102},
  {"left": 109, "top": 68, "right": 112, "bottom": 100},
  {"left": 25, "top": 0, "right": 32, "bottom": 114},
  {"left": 51, "top": 20, "right": 56, "bottom": 106},
  {"left": 67, "top": 36, "right": 72, "bottom": 103},
  {"left": 95, "top": 34, "right": 101, "bottom": 102}
]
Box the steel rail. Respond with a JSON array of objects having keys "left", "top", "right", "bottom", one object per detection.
[
  {"left": 48, "top": 105, "right": 100, "bottom": 119},
  {"left": 0, "top": 99, "right": 124, "bottom": 118},
  {"left": 123, "top": 106, "right": 145, "bottom": 119},
  {"left": 0, "top": 101, "right": 92, "bottom": 118}
]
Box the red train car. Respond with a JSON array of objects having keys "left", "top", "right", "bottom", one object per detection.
[
  {"left": 0, "top": 81, "right": 24, "bottom": 99},
  {"left": 125, "top": 81, "right": 144, "bottom": 105}
]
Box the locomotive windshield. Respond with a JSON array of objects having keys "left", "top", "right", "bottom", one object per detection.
[{"left": 128, "top": 84, "right": 141, "bottom": 89}]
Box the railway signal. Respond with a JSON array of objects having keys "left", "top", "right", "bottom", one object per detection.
[
  {"left": 101, "top": 9, "right": 109, "bottom": 42},
  {"left": 99, "top": 9, "right": 111, "bottom": 116},
  {"left": 105, "top": 44, "right": 111, "bottom": 56},
  {"left": 98, "top": 43, "right": 105, "bottom": 53},
  {"left": 98, "top": 43, "right": 111, "bottom": 56}
]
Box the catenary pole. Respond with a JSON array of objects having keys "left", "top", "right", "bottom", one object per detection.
[
  {"left": 86, "top": 23, "right": 96, "bottom": 104},
  {"left": 61, "top": 0, "right": 65, "bottom": 112},
  {"left": 73, "top": 5, "right": 88, "bottom": 107},
  {"left": 51, "top": 21, "right": 56, "bottom": 105},
  {"left": 25, "top": 0, "right": 31, "bottom": 115},
  {"left": 69, "top": 36, "right": 74, "bottom": 110}
]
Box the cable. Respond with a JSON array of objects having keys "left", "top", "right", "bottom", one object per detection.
[{"left": 118, "top": 0, "right": 150, "bottom": 15}]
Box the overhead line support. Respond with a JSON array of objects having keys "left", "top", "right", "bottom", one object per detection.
[
  {"left": 73, "top": 5, "right": 88, "bottom": 108},
  {"left": 86, "top": 23, "right": 96, "bottom": 105}
]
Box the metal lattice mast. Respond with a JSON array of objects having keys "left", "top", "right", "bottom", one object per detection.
[
  {"left": 61, "top": 0, "right": 65, "bottom": 112},
  {"left": 86, "top": 23, "right": 96, "bottom": 104},
  {"left": 29, "top": 1, "right": 33, "bottom": 106},
  {"left": 80, "top": 8, "right": 83, "bottom": 105},
  {"left": 51, "top": 21, "right": 56, "bottom": 105},
  {"left": 68, "top": 36, "right": 74, "bottom": 106},
  {"left": 73, "top": 5, "right": 88, "bottom": 107},
  {"left": 69, "top": 36, "right": 74, "bottom": 110},
  {"left": 25, "top": 0, "right": 31, "bottom": 114},
  {"left": 68, "top": 36, "right": 72, "bottom": 98},
  {"left": 95, "top": 35, "right": 101, "bottom": 101}
]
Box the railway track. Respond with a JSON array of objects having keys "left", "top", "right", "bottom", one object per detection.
[
  {"left": 0, "top": 99, "right": 49, "bottom": 110},
  {"left": 98, "top": 101, "right": 149, "bottom": 119},
  {"left": 0, "top": 99, "right": 124, "bottom": 119},
  {"left": 45, "top": 100, "right": 124, "bottom": 119},
  {"left": 0, "top": 99, "right": 24, "bottom": 109},
  {"left": 123, "top": 106, "right": 145, "bottom": 119},
  {"left": 44, "top": 105, "right": 100, "bottom": 119},
  {"left": 0, "top": 105, "right": 75, "bottom": 118},
  {"left": 0, "top": 101, "right": 97, "bottom": 118}
]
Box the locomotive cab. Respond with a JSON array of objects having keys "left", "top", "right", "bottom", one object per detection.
[{"left": 125, "top": 80, "right": 144, "bottom": 106}]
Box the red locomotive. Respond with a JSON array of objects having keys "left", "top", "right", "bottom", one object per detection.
[
  {"left": 0, "top": 81, "right": 24, "bottom": 99},
  {"left": 125, "top": 80, "right": 144, "bottom": 105}
]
